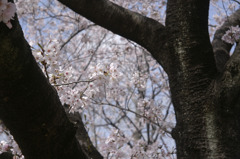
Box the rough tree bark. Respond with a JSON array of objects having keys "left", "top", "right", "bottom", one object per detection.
[
  {"left": 1, "top": 0, "right": 240, "bottom": 158},
  {"left": 0, "top": 11, "right": 102, "bottom": 159}
]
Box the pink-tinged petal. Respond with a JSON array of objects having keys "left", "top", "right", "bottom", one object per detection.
[
  {"left": 3, "top": 3, "right": 16, "bottom": 23},
  {"left": 5, "top": 21, "right": 12, "bottom": 29}
]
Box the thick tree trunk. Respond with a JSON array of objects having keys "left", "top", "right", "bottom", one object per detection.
[
  {"left": 0, "top": 16, "right": 102, "bottom": 159},
  {"left": 166, "top": 0, "right": 218, "bottom": 158},
  {"left": 166, "top": 0, "right": 240, "bottom": 158}
]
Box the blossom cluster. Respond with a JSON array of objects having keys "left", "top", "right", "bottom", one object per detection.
[
  {"left": 0, "top": 139, "right": 23, "bottom": 158},
  {"left": 222, "top": 25, "right": 240, "bottom": 44},
  {"left": 33, "top": 41, "right": 88, "bottom": 112},
  {"left": 101, "top": 129, "right": 128, "bottom": 158},
  {"left": 0, "top": 0, "right": 16, "bottom": 28},
  {"left": 0, "top": 122, "right": 23, "bottom": 158},
  {"left": 58, "top": 62, "right": 124, "bottom": 113},
  {"left": 100, "top": 129, "right": 175, "bottom": 159},
  {"left": 138, "top": 98, "right": 162, "bottom": 121},
  {"left": 86, "top": 63, "right": 124, "bottom": 99},
  {"left": 32, "top": 40, "right": 125, "bottom": 113},
  {"left": 131, "top": 72, "right": 147, "bottom": 91}
]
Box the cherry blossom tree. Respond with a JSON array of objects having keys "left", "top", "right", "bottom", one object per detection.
[{"left": 0, "top": 0, "right": 240, "bottom": 158}]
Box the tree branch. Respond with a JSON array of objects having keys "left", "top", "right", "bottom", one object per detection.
[
  {"left": 212, "top": 42, "right": 240, "bottom": 157},
  {"left": 57, "top": 0, "right": 170, "bottom": 73},
  {"left": 231, "top": 0, "right": 240, "bottom": 5},
  {"left": 216, "top": 42, "right": 240, "bottom": 106},
  {"left": 64, "top": 105, "right": 103, "bottom": 159},
  {"left": 212, "top": 9, "right": 240, "bottom": 72}
]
